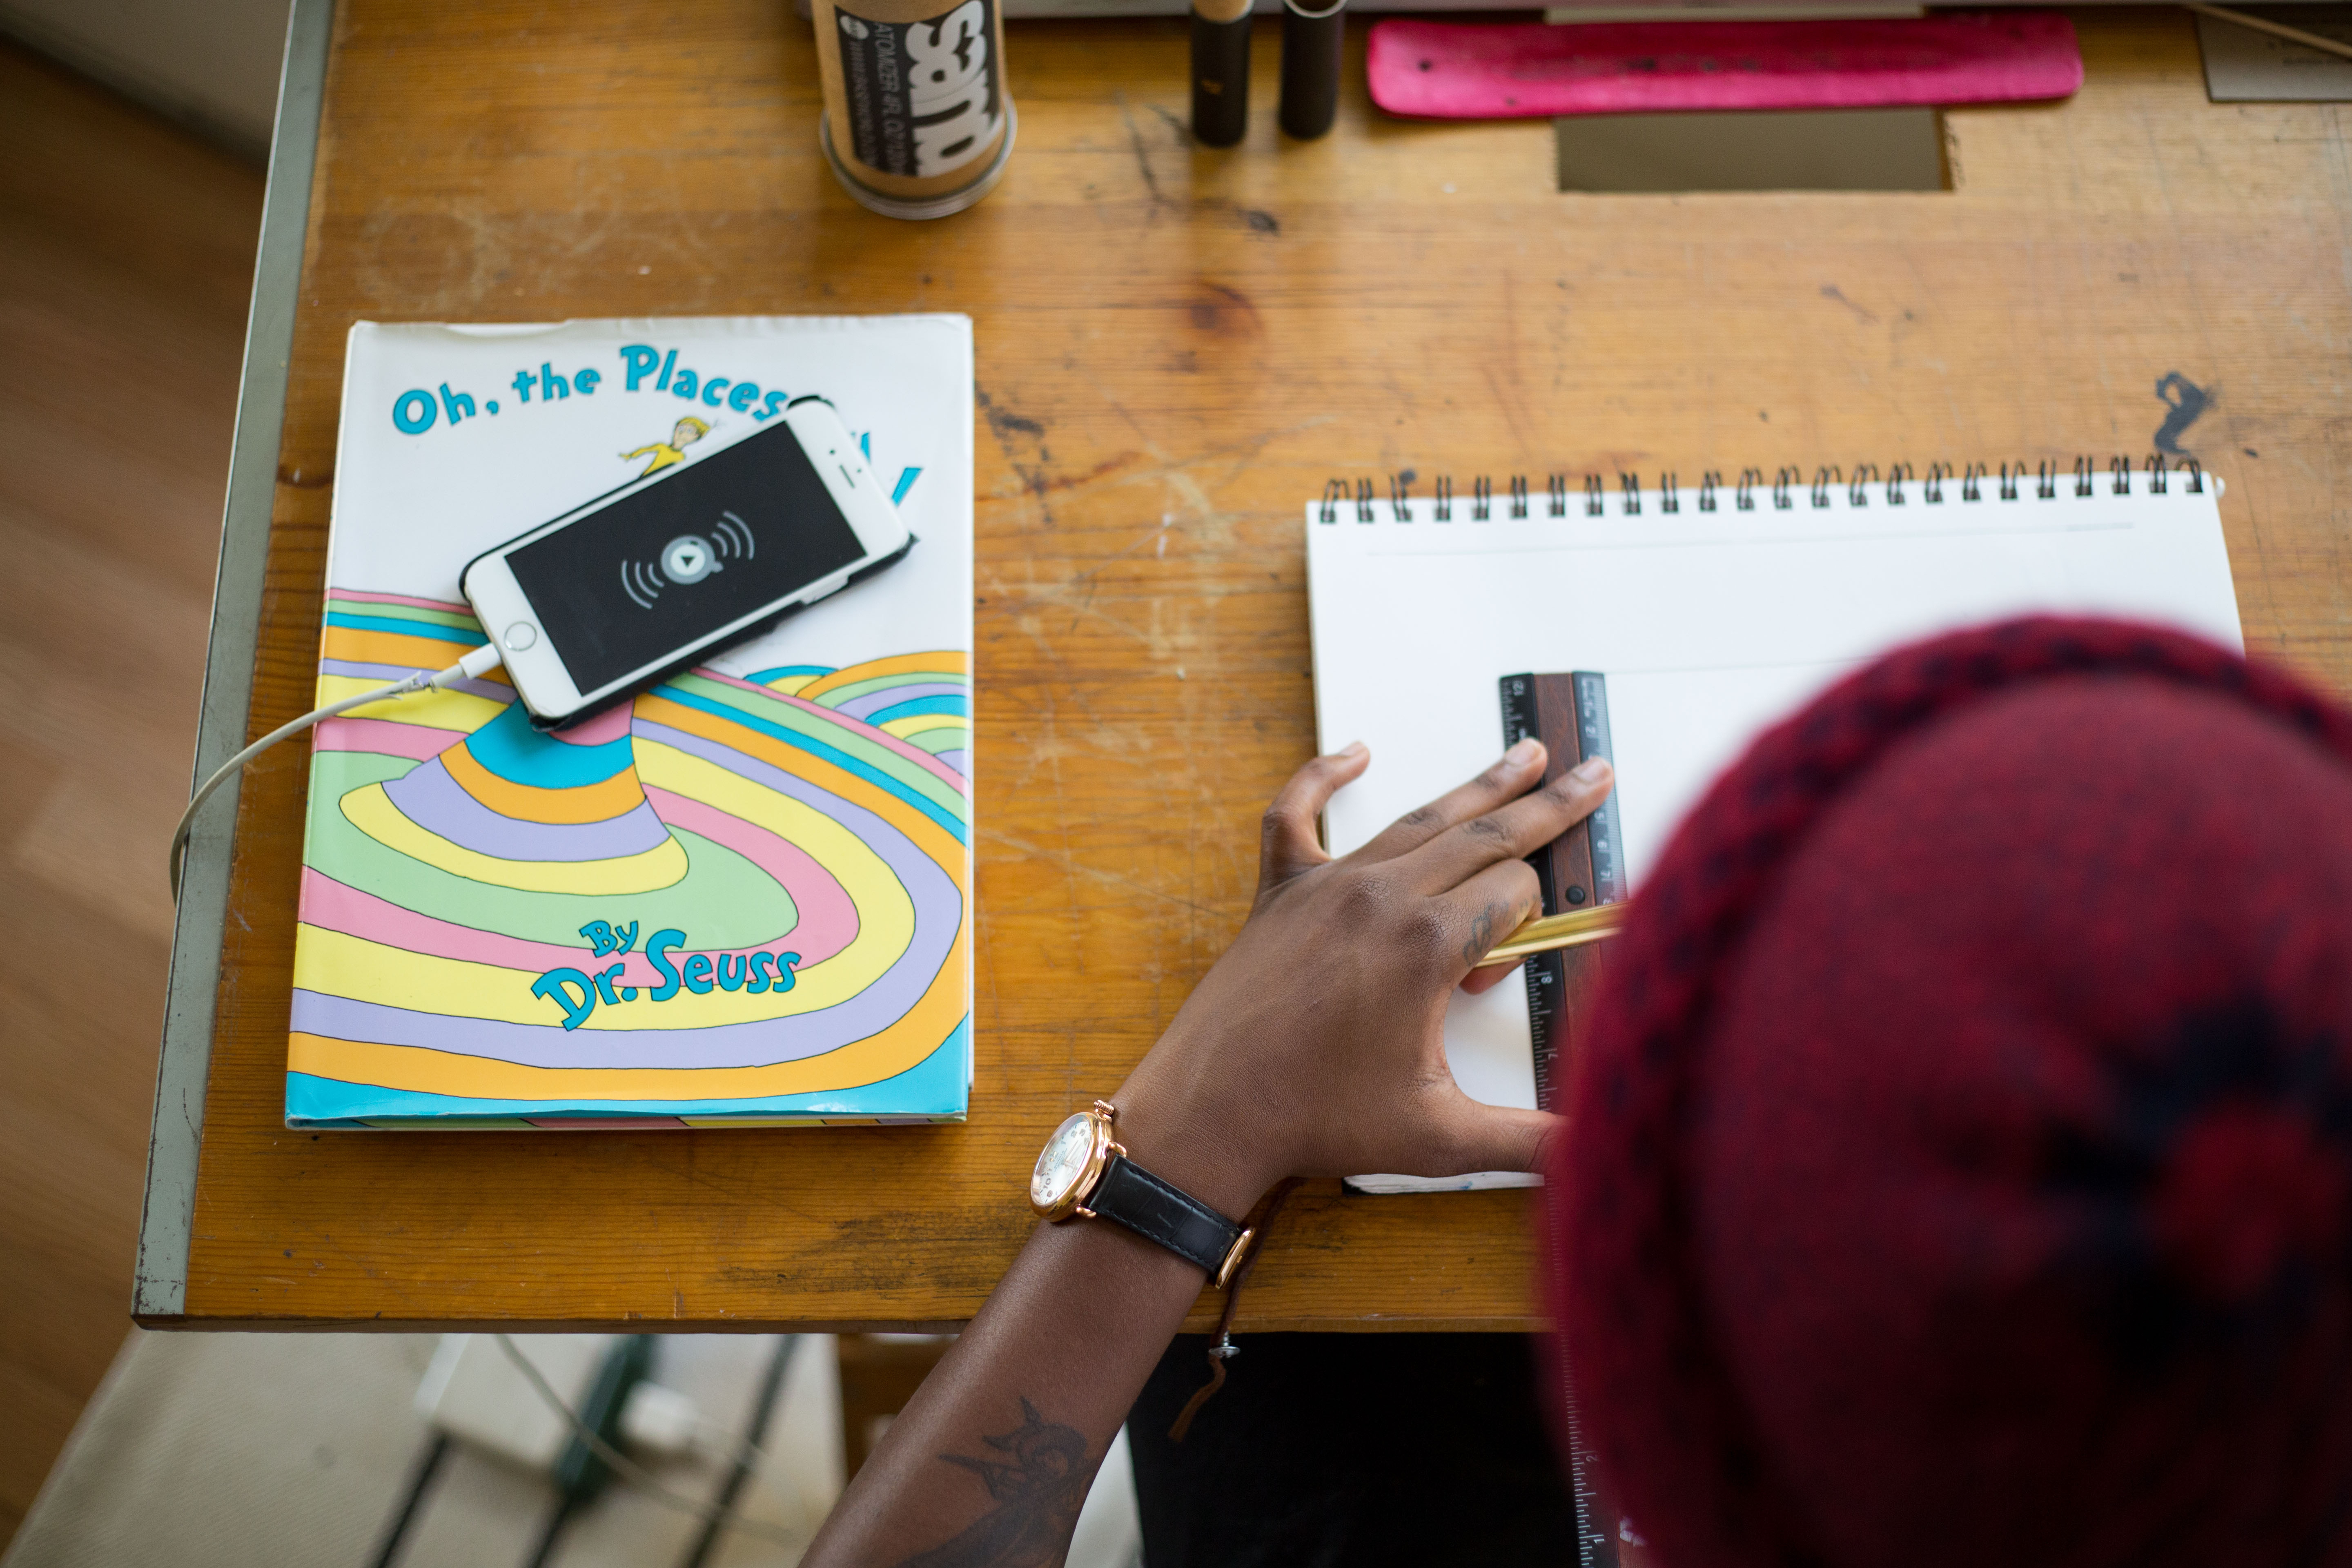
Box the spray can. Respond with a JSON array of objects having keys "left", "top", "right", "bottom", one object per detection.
[{"left": 812, "top": 0, "right": 1017, "bottom": 220}]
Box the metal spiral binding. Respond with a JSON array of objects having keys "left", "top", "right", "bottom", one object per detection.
[{"left": 1324, "top": 457, "right": 2212, "bottom": 522}]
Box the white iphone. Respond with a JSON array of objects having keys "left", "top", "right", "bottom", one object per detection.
[{"left": 462, "top": 396, "right": 913, "bottom": 728}]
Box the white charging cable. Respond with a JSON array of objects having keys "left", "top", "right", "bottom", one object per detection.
[
  {"left": 169, "top": 642, "right": 506, "bottom": 900},
  {"left": 490, "top": 1335, "right": 806, "bottom": 1548}
]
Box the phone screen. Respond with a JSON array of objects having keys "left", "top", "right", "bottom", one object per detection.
[{"left": 506, "top": 422, "right": 867, "bottom": 694}]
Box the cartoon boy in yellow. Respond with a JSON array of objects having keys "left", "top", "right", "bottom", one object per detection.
[{"left": 623, "top": 415, "right": 711, "bottom": 477}]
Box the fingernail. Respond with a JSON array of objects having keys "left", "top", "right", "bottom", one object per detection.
[
  {"left": 1569, "top": 755, "right": 1613, "bottom": 784},
  {"left": 1506, "top": 737, "right": 1542, "bottom": 766},
  {"left": 1339, "top": 739, "right": 1368, "bottom": 759}
]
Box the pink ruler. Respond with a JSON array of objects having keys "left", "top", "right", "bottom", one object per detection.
[{"left": 1366, "top": 11, "right": 2081, "bottom": 119}]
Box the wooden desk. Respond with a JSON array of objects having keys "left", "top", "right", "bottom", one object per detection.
[{"left": 140, "top": 0, "right": 2352, "bottom": 1330}]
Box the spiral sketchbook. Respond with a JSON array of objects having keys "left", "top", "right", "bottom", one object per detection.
[
  {"left": 1309, "top": 460, "right": 2241, "bottom": 1193},
  {"left": 290, "top": 316, "right": 972, "bottom": 1130}
]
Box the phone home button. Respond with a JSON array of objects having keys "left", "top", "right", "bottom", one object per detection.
[{"left": 502, "top": 621, "right": 539, "bottom": 652}]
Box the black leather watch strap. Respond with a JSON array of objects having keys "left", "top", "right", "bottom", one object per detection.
[{"left": 1087, "top": 1154, "right": 1244, "bottom": 1279}]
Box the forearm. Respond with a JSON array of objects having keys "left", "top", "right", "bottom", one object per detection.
[
  {"left": 801, "top": 741, "right": 1598, "bottom": 1564},
  {"left": 801, "top": 1208, "right": 1213, "bottom": 1567}
]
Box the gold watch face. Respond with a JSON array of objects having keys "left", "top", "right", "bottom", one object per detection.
[{"left": 1030, "top": 1110, "right": 1106, "bottom": 1218}]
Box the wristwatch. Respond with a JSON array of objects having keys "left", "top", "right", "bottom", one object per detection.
[{"left": 1029, "top": 1100, "right": 1255, "bottom": 1287}]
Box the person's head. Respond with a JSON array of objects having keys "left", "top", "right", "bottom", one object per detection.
[
  {"left": 1555, "top": 619, "right": 2352, "bottom": 1568},
  {"left": 672, "top": 414, "right": 710, "bottom": 448}
]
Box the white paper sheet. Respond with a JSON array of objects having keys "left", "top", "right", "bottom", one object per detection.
[{"left": 1311, "top": 471, "right": 2241, "bottom": 1191}]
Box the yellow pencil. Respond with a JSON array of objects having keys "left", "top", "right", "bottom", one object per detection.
[{"left": 1472, "top": 903, "right": 1630, "bottom": 968}]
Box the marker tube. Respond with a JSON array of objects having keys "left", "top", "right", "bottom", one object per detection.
[
  {"left": 1191, "top": 0, "right": 1254, "bottom": 147},
  {"left": 1278, "top": 0, "right": 1343, "bottom": 140}
]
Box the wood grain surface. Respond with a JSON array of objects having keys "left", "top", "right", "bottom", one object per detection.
[
  {"left": 172, "top": 1, "right": 2352, "bottom": 1331},
  {"left": 0, "top": 42, "right": 263, "bottom": 1537}
]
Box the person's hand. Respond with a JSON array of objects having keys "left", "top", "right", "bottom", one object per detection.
[{"left": 1109, "top": 738, "right": 1614, "bottom": 1217}]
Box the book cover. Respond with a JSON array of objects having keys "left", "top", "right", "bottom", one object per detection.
[{"left": 290, "top": 316, "right": 973, "bottom": 1129}]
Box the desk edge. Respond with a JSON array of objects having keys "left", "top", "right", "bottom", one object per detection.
[
  {"left": 135, "top": 0, "right": 336, "bottom": 1324},
  {"left": 128, "top": 1312, "right": 1554, "bottom": 1335}
]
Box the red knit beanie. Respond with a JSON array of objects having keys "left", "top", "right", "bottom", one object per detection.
[{"left": 1552, "top": 617, "right": 2352, "bottom": 1568}]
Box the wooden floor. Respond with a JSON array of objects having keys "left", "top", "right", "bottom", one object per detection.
[{"left": 0, "top": 42, "right": 261, "bottom": 1545}]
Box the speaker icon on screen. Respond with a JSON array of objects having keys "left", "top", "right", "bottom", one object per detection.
[
  {"left": 620, "top": 514, "right": 757, "bottom": 610},
  {"left": 620, "top": 556, "right": 669, "bottom": 610},
  {"left": 710, "top": 510, "right": 756, "bottom": 562}
]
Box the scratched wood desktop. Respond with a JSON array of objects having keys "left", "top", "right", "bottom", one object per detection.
[{"left": 167, "top": 1, "right": 2352, "bottom": 1330}]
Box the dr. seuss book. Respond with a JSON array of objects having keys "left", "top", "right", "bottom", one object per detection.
[{"left": 291, "top": 317, "right": 972, "bottom": 1128}]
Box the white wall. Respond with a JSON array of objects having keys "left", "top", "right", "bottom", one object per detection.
[{"left": 0, "top": 0, "right": 291, "bottom": 159}]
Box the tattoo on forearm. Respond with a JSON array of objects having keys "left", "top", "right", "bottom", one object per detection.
[
  {"left": 1462, "top": 900, "right": 1508, "bottom": 967},
  {"left": 893, "top": 1398, "right": 1095, "bottom": 1568}
]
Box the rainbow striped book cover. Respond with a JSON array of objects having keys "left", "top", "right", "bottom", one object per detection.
[{"left": 291, "top": 317, "right": 972, "bottom": 1128}]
